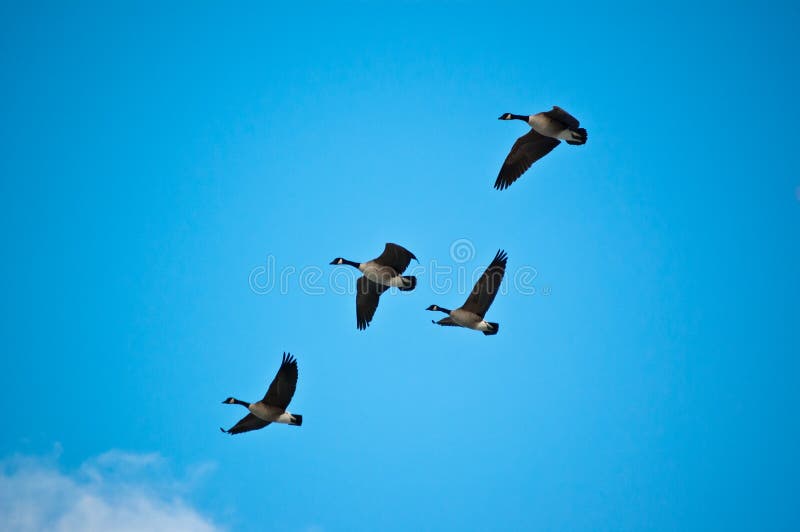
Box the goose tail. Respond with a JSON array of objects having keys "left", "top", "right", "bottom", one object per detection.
[
  {"left": 290, "top": 414, "right": 303, "bottom": 426},
  {"left": 398, "top": 276, "right": 417, "bottom": 291},
  {"left": 566, "top": 128, "right": 587, "bottom": 145},
  {"left": 482, "top": 322, "right": 500, "bottom": 336}
]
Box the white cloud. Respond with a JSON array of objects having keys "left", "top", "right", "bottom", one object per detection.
[{"left": 0, "top": 448, "right": 222, "bottom": 532}]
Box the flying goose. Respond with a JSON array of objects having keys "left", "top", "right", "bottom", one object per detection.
[
  {"left": 495, "top": 106, "right": 587, "bottom": 190},
  {"left": 330, "top": 242, "right": 417, "bottom": 330},
  {"left": 426, "top": 249, "right": 507, "bottom": 335},
  {"left": 220, "top": 353, "right": 302, "bottom": 434}
]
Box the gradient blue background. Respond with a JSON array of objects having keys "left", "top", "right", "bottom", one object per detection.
[{"left": 2, "top": 2, "right": 799, "bottom": 530}]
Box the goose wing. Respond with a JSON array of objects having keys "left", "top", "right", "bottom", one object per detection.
[
  {"left": 221, "top": 413, "right": 270, "bottom": 435},
  {"left": 544, "top": 106, "right": 580, "bottom": 129},
  {"left": 433, "top": 317, "right": 460, "bottom": 327},
  {"left": 262, "top": 352, "right": 298, "bottom": 410},
  {"left": 356, "top": 276, "right": 388, "bottom": 330},
  {"left": 461, "top": 250, "right": 508, "bottom": 317},
  {"left": 373, "top": 243, "right": 417, "bottom": 274},
  {"left": 495, "top": 130, "right": 560, "bottom": 190}
]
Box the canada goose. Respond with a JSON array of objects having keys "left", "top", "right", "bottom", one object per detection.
[
  {"left": 426, "top": 249, "right": 507, "bottom": 335},
  {"left": 495, "top": 106, "right": 587, "bottom": 190},
  {"left": 220, "top": 353, "right": 302, "bottom": 435},
  {"left": 330, "top": 243, "right": 418, "bottom": 330}
]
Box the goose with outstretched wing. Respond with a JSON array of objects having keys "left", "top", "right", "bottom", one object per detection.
[
  {"left": 221, "top": 353, "right": 302, "bottom": 435},
  {"left": 495, "top": 106, "right": 587, "bottom": 190},
  {"left": 330, "top": 243, "right": 418, "bottom": 330},
  {"left": 427, "top": 250, "right": 507, "bottom": 335}
]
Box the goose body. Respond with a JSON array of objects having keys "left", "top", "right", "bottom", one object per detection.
[
  {"left": 331, "top": 243, "right": 418, "bottom": 330},
  {"left": 527, "top": 112, "right": 581, "bottom": 141},
  {"left": 495, "top": 106, "right": 587, "bottom": 190},
  {"left": 359, "top": 261, "right": 410, "bottom": 288},
  {"left": 221, "top": 353, "right": 302, "bottom": 435},
  {"left": 248, "top": 402, "right": 297, "bottom": 424},
  {"left": 427, "top": 249, "right": 508, "bottom": 335},
  {"left": 449, "top": 308, "right": 496, "bottom": 332}
]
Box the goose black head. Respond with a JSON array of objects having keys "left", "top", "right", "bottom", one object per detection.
[
  {"left": 498, "top": 113, "right": 513, "bottom": 120},
  {"left": 329, "top": 258, "right": 345, "bottom": 265},
  {"left": 426, "top": 305, "right": 440, "bottom": 311},
  {"left": 222, "top": 397, "right": 236, "bottom": 404}
]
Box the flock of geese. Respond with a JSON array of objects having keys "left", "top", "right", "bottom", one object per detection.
[{"left": 221, "top": 106, "right": 588, "bottom": 435}]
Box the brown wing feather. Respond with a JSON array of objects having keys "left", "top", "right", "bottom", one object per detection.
[
  {"left": 222, "top": 413, "right": 270, "bottom": 435},
  {"left": 544, "top": 106, "right": 580, "bottom": 129},
  {"left": 356, "top": 276, "right": 388, "bottom": 330},
  {"left": 461, "top": 250, "right": 508, "bottom": 317},
  {"left": 262, "top": 353, "right": 298, "bottom": 410},
  {"left": 494, "top": 130, "right": 560, "bottom": 190},
  {"left": 373, "top": 243, "right": 417, "bottom": 274}
]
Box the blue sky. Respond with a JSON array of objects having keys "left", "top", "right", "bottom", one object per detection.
[{"left": 1, "top": 2, "right": 799, "bottom": 531}]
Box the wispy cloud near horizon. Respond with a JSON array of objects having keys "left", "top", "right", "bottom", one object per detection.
[{"left": 0, "top": 448, "right": 222, "bottom": 532}]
